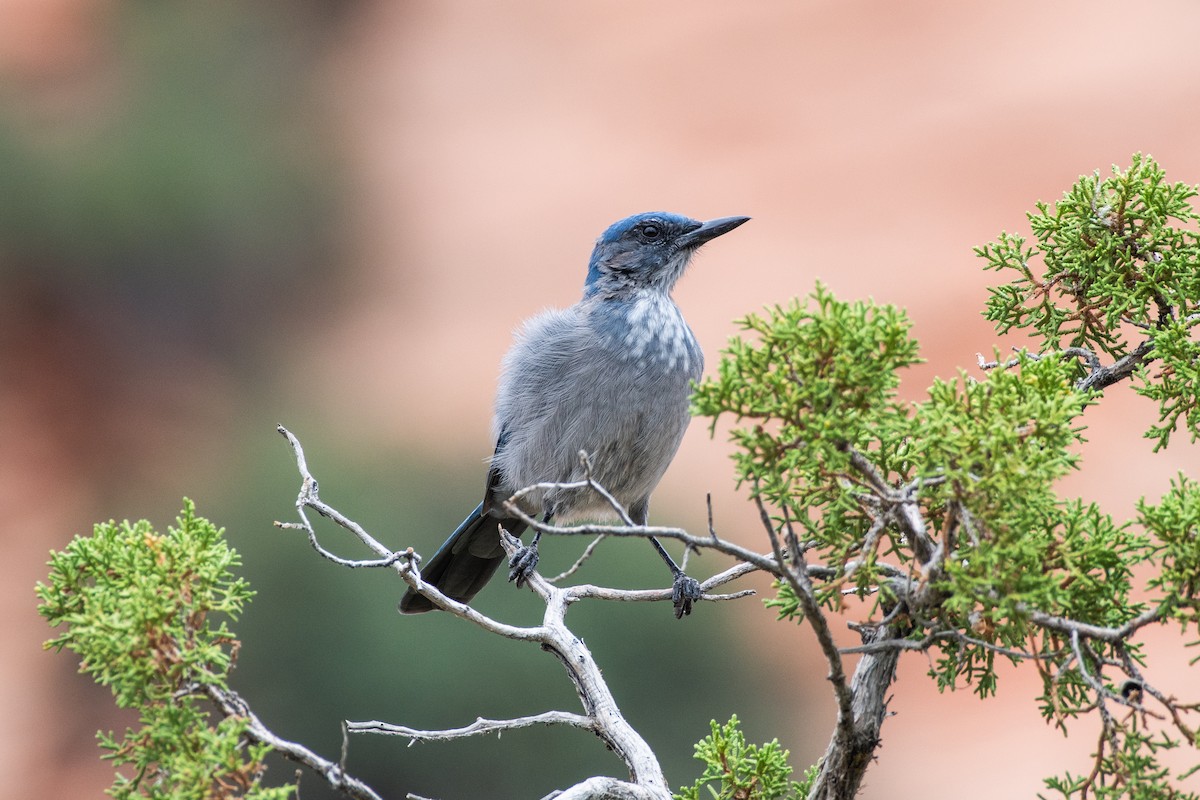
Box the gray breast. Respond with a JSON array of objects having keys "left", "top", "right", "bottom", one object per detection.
[{"left": 491, "top": 293, "right": 703, "bottom": 522}]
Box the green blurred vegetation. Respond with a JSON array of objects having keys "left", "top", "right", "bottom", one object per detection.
[{"left": 0, "top": 3, "right": 334, "bottom": 354}]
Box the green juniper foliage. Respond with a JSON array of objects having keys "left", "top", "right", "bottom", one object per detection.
[
  {"left": 674, "top": 716, "right": 812, "bottom": 800},
  {"left": 692, "top": 156, "right": 1200, "bottom": 799},
  {"left": 977, "top": 152, "right": 1200, "bottom": 449},
  {"left": 36, "top": 500, "right": 288, "bottom": 800},
  {"left": 692, "top": 283, "right": 922, "bottom": 606}
]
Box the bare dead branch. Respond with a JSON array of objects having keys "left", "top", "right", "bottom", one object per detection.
[
  {"left": 500, "top": 496, "right": 788, "bottom": 578},
  {"left": 276, "top": 425, "right": 402, "bottom": 563},
  {"left": 546, "top": 534, "right": 608, "bottom": 582},
  {"left": 1075, "top": 338, "right": 1155, "bottom": 391},
  {"left": 1027, "top": 604, "right": 1167, "bottom": 643},
  {"left": 771, "top": 503, "right": 854, "bottom": 729},
  {"left": 543, "top": 777, "right": 662, "bottom": 800},
  {"left": 276, "top": 425, "right": 675, "bottom": 799},
  {"left": 347, "top": 711, "right": 595, "bottom": 741},
  {"left": 839, "top": 627, "right": 1062, "bottom": 661},
  {"left": 566, "top": 559, "right": 760, "bottom": 605},
  {"left": 975, "top": 341, "right": 1154, "bottom": 393},
  {"left": 203, "top": 684, "right": 383, "bottom": 800}
]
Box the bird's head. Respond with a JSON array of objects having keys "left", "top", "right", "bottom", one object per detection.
[{"left": 583, "top": 212, "right": 749, "bottom": 298}]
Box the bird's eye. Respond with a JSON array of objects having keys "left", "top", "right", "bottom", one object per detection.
[{"left": 639, "top": 224, "right": 662, "bottom": 240}]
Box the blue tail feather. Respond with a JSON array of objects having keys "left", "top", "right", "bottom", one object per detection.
[{"left": 398, "top": 502, "right": 528, "bottom": 613}]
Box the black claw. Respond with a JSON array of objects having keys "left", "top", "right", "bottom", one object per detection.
[
  {"left": 507, "top": 544, "right": 540, "bottom": 588},
  {"left": 672, "top": 573, "right": 702, "bottom": 619}
]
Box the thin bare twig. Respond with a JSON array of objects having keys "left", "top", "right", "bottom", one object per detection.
[
  {"left": 500, "top": 498, "right": 787, "bottom": 578},
  {"left": 203, "top": 684, "right": 383, "bottom": 800},
  {"left": 506, "top": 450, "right": 637, "bottom": 526},
  {"left": 839, "top": 445, "right": 936, "bottom": 567},
  {"left": 567, "top": 560, "right": 760, "bottom": 605},
  {"left": 348, "top": 711, "right": 595, "bottom": 742},
  {"left": 546, "top": 534, "right": 608, "bottom": 582},
  {"left": 1027, "top": 604, "right": 1167, "bottom": 643},
  {"left": 975, "top": 341, "right": 1155, "bottom": 393},
  {"left": 275, "top": 425, "right": 414, "bottom": 569},
  {"left": 839, "top": 627, "right": 1061, "bottom": 661},
  {"left": 775, "top": 504, "right": 855, "bottom": 731}
]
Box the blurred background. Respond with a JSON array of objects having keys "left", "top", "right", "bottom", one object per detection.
[{"left": 4, "top": 1, "right": 1200, "bottom": 798}]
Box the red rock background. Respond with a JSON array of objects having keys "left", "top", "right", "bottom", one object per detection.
[{"left": 3, "top": 1, "right": 1199, "bottom": 797}]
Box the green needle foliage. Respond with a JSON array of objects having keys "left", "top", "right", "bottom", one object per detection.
[
  {"left": 692, "top": 155, "right": 1200, "bottom": 799},
  {"left": 36, "top": 500, "right": 288, "bottom": 800},
  {"left": 1141, "top": 475, "right": 1200, "bottom": 622},
  {"left": 692, "top": 284, "right": 922, "bottom": 604},
  {"left": 674, "top": 716, "right": 813, "bottom": 800},
  {"left": 977, "top": 152, "right": 1200, "bottom": 449}
]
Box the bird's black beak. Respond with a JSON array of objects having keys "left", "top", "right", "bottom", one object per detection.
[{"left": 677, "top": 215, "right": 751, "bottom": 249}]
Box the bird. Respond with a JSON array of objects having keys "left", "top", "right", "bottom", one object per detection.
[{"left": 398, "top": 211, "right": 749, "bottom": 619}]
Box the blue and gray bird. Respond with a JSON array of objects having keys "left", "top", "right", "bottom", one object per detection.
[{"left": 399, "top": 212, "right": 749, "bottom": 618}]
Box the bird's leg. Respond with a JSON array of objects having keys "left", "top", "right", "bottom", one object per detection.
[
  {"left": 507, "top": 517, "right": 547, "bottom": 589},
  {"left": 648, "top": 536, "right": 702, "bottom": 619},
  {"left": 631, "top": 500, "right": 702, "bottom": 618}
]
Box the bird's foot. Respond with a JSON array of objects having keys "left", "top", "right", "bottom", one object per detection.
[
  {"left": 508, "top": 543, "right": 540, "bottom": 588},
  {"left": 671, "top": 571, "right": 702, "bottom": 619}
]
